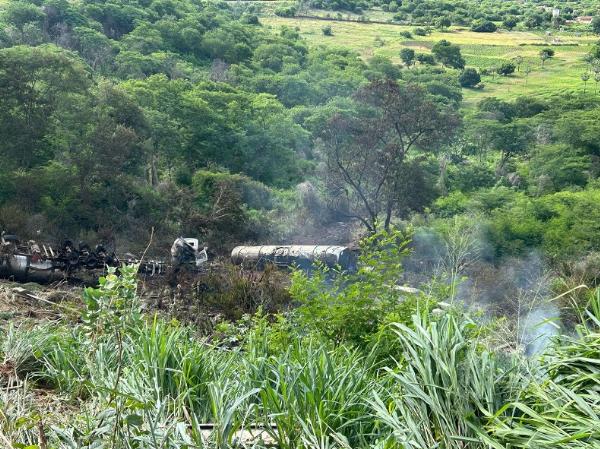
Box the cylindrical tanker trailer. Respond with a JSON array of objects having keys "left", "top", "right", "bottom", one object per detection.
[{"left": 231, "top": 245, "right": 357, "bottom": 271}]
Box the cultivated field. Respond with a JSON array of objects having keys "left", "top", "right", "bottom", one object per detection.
[{"left": 261, "top": 14, "right": 598, "bottom": 106}]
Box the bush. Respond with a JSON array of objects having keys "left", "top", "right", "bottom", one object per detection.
[
  {"left": 416, "top": 52, "right": 436, "bottom": 65},
  {"left": 321, "top": 25, "right": 333, "bottom": 36},
  {"left": 459, "top": 67, "right": 481, "bottom": 87},
  {"left": 399, "top": 47, "right": 415, "bottom": 67},
  {"left": 503, "top": 17, "right": 518, "bottom": 30},
  {"left": 478, "top": 97, "right": 516, "bottom": 121},
  {"left": 471, "top": 20, "right": 498, "bottom": 32},
  {"left": 274, "top": 5, "right": 296, "bottom": 17},
  {"left": 290, "top": 228, "right": 435, "bottom": 349},
  {"left": 240, "top": 13, "right": 260, "bottom": 25},
  {"left": 592, "top": 16, "right": 600, "bottom": 35},
  {"left": 484, "top": 189, "right": 600, "bottom": 258},
  {"left": 496, "top": 61, "right": 516, "bottom": 76}
]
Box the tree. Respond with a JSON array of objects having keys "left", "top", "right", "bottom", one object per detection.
[
  {"left": 523, "top": 65, "right": 532, "bottom": 84},
  {"left": 367, "top": 55, "right": 401, "bottom": 80},
  {"left": 592, "top": 16, "right": 600, "bottom": 35},
  {"left": 458, "top": 68, "right": 480, "bottom": 87},
  {"left": 471, "top": 20, "right": 497, "bottom": 33},
  {"left": 321, "top": 25, "right": 333, "bottom": 36},
  {"left": 539, "top": 48, "right": 554, "bottom": 68},
  {"left": 497, "top": 62, "right": 516, "bottom": 76},
  {"left": 525, "top": 13, "right": 545, "bottom": 29},
  {"left": 400, "top": 48, "right": 415, "bottom": 67},
  {"left": 581, "top": 72, "right": 590, "bottom": 93},
  {"left": 74, "top": 27, "right": 116, "bottom": 70},
  {"left": 485, "top": 122, "right": 533, "bottom": 171},
  {"left": 253, "top": 43, "right": 304, "bottom": 72},
  {"left": 320, "top": 80, "right": 461, "bottom": 232},
  {"left": 512, "top": 55, "right": 524, "bottom": 72},
  {"left": 431, "top": 40, "right": 465, "bottom": 69},
  {"left": 529, "top": 144, "right": 590, "bottom": 192},
  {"left": 436, "top": 17, "right": 451, "bottom": 30},
  {"left": 478, "top": 97, "right": 515, "bottom": 122},
  {"left": 503, "top": 17, "right": 518, "bottom": 30},
  {"left": 1, "top": 1, "right": 44, "bottom": 39},
  {"left": 0, "top": 45, "right": 91, "bottom": 169},
  {"left": 589, "top": 42, "right": 600, "bottom": 61},
  {"left": 416, "top": 53, "right": 436, "bottom": 65}
]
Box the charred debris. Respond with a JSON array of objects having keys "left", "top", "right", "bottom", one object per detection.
[{"left": 0, "top": 232, "right": 356, "bottom": 285}]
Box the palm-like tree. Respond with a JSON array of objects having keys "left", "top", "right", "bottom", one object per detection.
[{"left": 582, "top": 72, "right": 590, "bottom": 93}]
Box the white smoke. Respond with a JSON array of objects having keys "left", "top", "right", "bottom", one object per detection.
[{"left": 520, "top": 303, "right": 561, "bottom": 356}]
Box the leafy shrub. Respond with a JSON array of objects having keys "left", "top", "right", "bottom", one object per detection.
[
  {"left": 433, "top": 191, "right": 470, "bottom": 217},
  {"left": 478, "top": 97, "right": 516, "bottom": 121},
  {"left": 240, "top": 13, "right": 260, "bottom": 25},
  {"left": 459, "top": 67, "right": 481, "bottom": 87},
  {"left": 471, "top": 20, "right": 498, "bottom": 32},
  {"left": 274, "top": 5, "right": 297, "bottom": 17},
  {"left": 321, "top": 25, "right": 333, "bottom": 36},
  {"left": 416, "top": 52, "right": 436, "bottom": 65},
  {"left": 290, "top": 228, "right": 434, "bottom": 349},
  {"left": 448, "top": 161, "right": 495, "bottom": 192},
  {"left": 503, "top": 17, "right": 518, "bottom": 30},
  {"left": 496, "top": 61, "right": 516, "bottom": 76},
  {"left": 485, "top": 189, "right": 600, "bottom": 258}
]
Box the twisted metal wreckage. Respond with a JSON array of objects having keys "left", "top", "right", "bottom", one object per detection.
[
  {"left": 0, "top": 233, "right": 207, "bottom": 283},
  {"left": 0, "top": 232, "right": 356, "bottom": 284}
]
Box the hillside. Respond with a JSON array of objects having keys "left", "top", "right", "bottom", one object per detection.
[{"left": 262, "top": 15, "right": 596, "bottom": 105}]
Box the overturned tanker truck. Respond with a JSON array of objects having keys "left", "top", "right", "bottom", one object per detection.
[
  {"left": 231, "top": 245, "right": 357, "bottom": 272},
  {"left": 0, "top": 232, "right": 208, "bottom": 284}
]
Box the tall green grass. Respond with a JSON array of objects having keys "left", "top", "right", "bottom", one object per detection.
[
  {"left": 481, "top": 291, "right": 600, "bottom": 449},
  {"left": 371, "top": 310, "right": 518, "bottom": 448},
  {"left": 2, "top": 267, "right": 600, "bottom": 448}
]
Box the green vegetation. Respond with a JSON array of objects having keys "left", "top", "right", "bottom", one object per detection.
[
  {"left": 3, "top": 0, "right": 600, "bottom": 446},
  {"left": 2, "top": 242, "right": 600, "bottom": 448},
  {"left": 261, "top": 16, "right": 597, "bottom": 104}
]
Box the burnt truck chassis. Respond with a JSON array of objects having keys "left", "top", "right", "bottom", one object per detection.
[
  {"left": 0, "top": 235, "right": 127, "bottom": 283},
  {"left": 0, "top": 235, "right": 209, "bottom": 284}
]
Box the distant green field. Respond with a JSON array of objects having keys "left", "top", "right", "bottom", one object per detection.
[{"left": 261, "top": 14, "right": 598, "bottom": 106}]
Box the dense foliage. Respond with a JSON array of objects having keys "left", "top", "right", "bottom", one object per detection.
[
  {"left": 2, "top": 0, "right": 600, "bottom": 264},
  {"left": 0, "top": 0, "right": 372, "bottom": 248}
]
